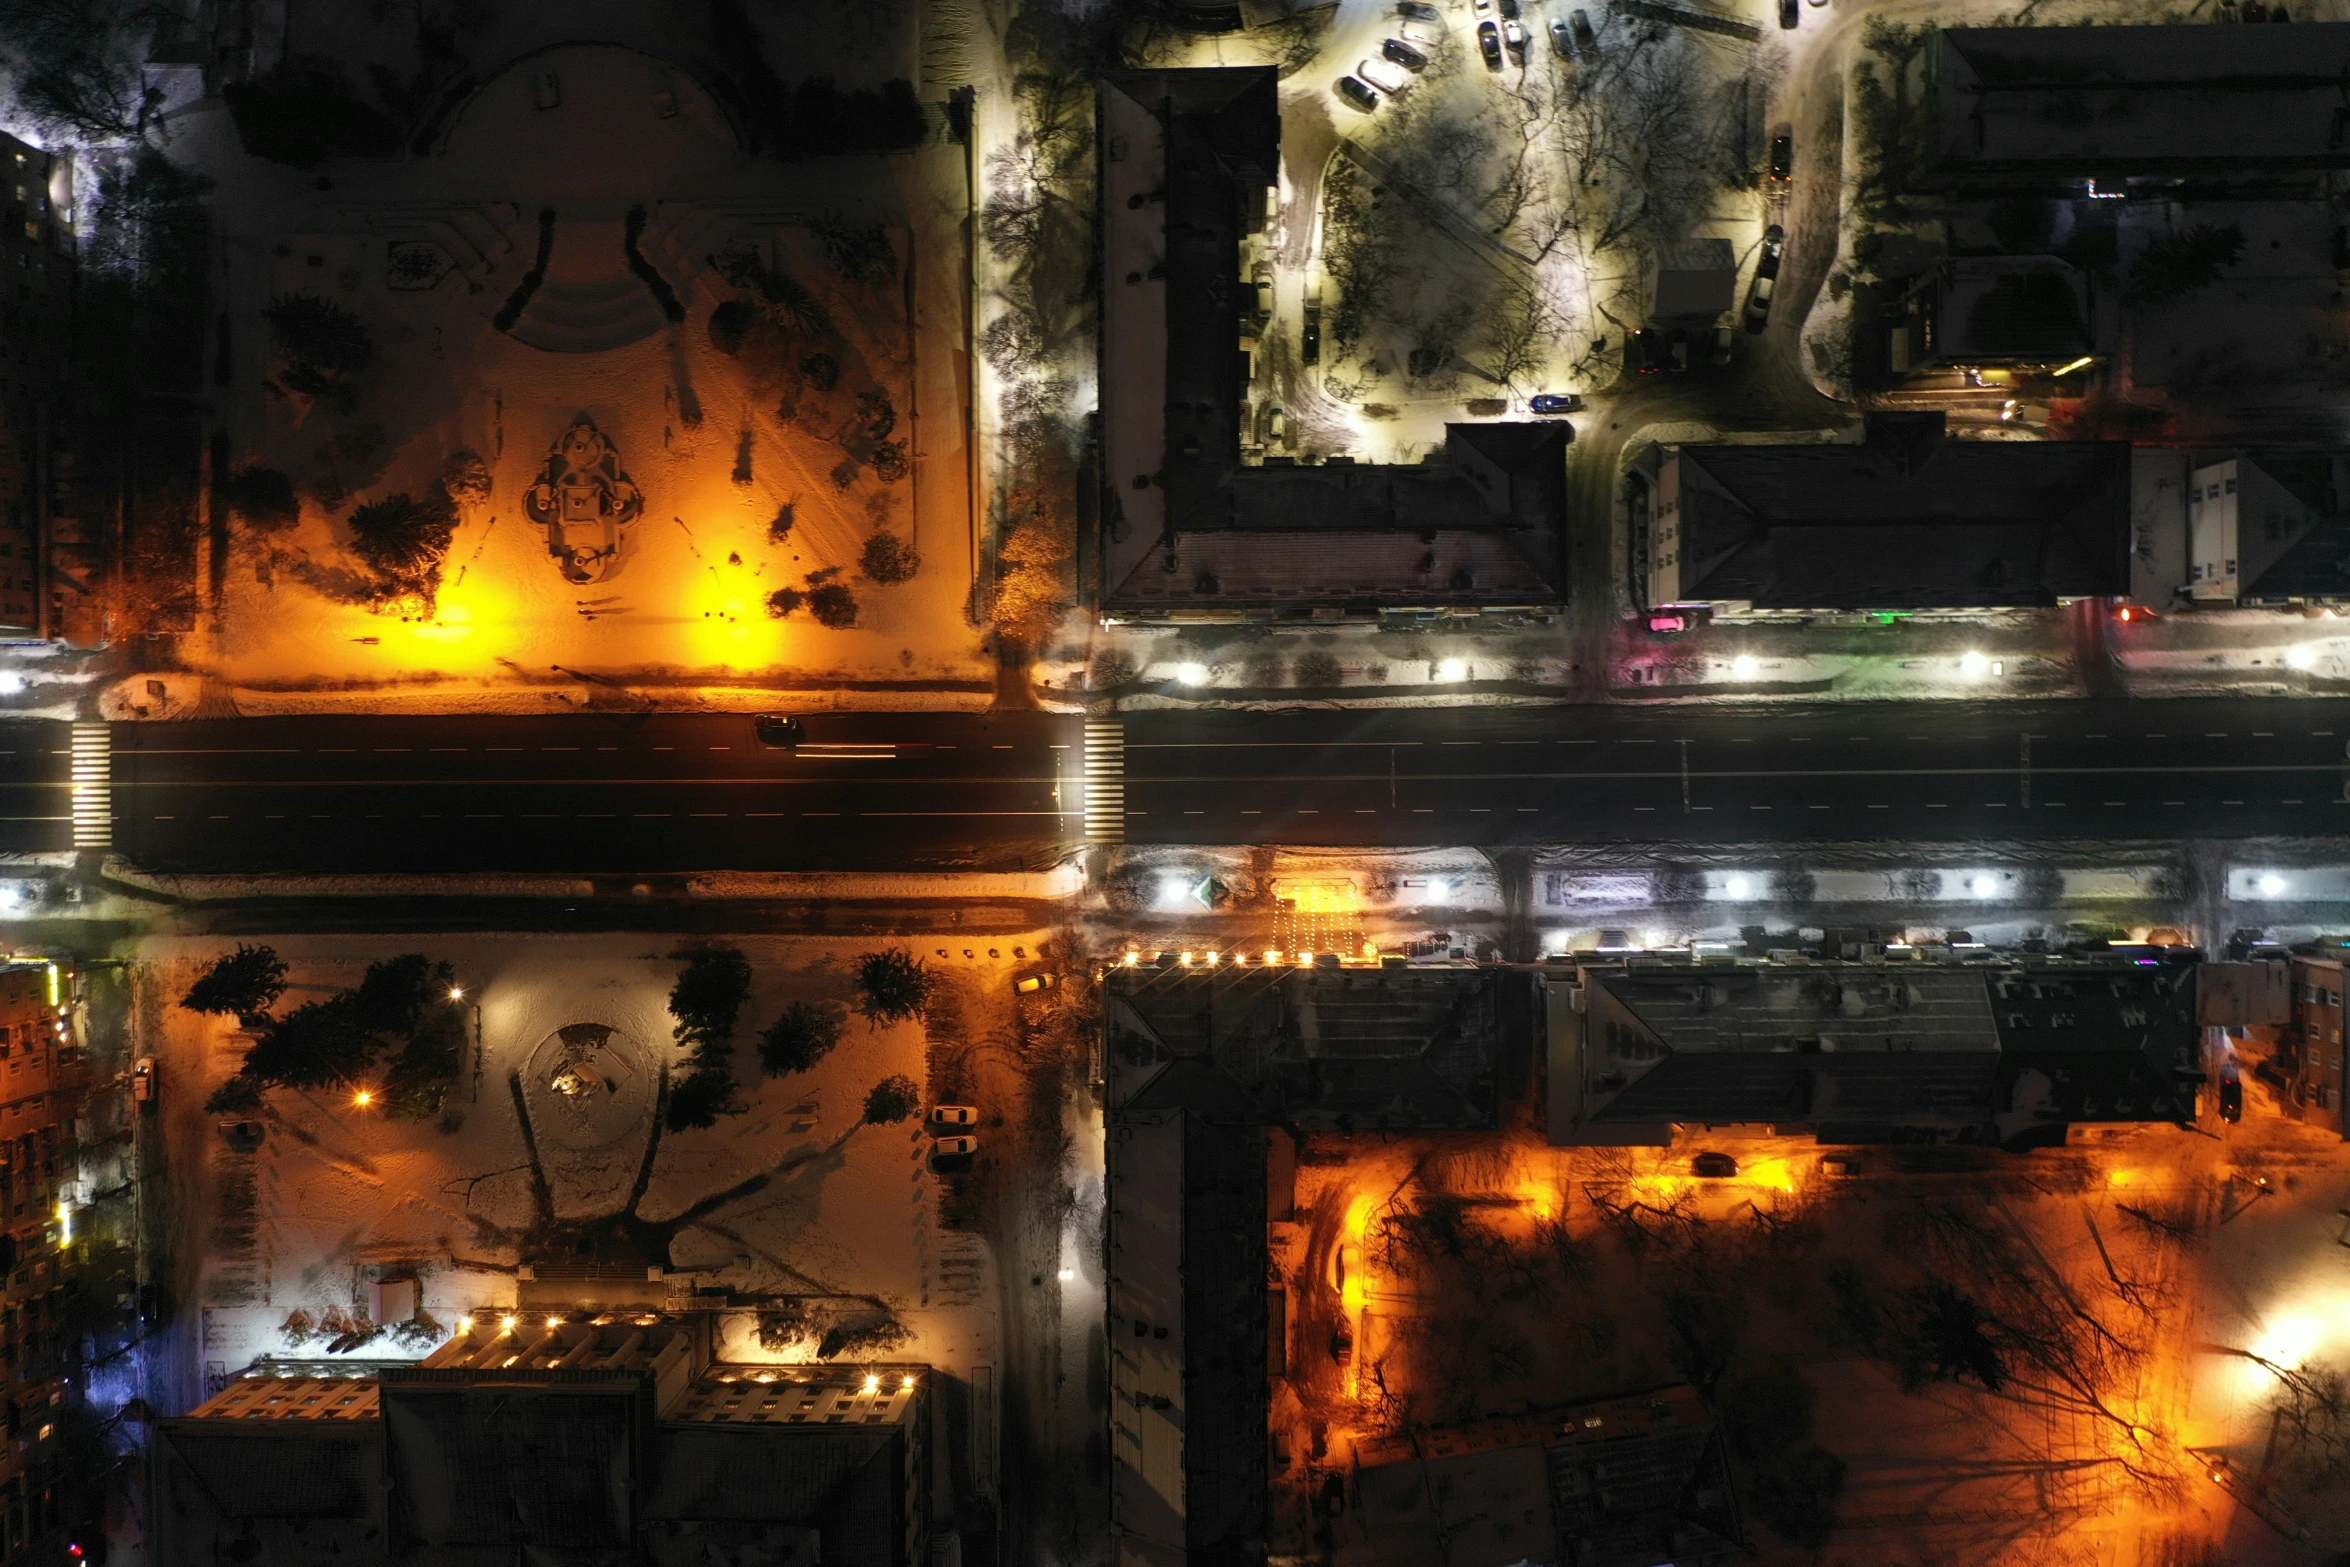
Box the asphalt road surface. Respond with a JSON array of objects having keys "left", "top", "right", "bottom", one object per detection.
[
  {"left": 102, "top": 711, "right": 1075, "bottom": 873},
  {"left": 1118, "top": 699, "right": 2350, "bottom": 846},
  {"left": 4, "top": 700, "right": 2348, "bottom": 874}
]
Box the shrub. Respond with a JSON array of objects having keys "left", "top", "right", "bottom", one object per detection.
[
  {"left": 222, "top": 56, "right": 403, "bottom": 167},
  {"left": 860, "top": 531, "right": 919, "bottom": 584},
  {"left": 353, "top": 955, "right": 453, "bottom": 1035},
  {"left": 817, "top": 1306, "right": 912, "bottom": 1359},
  {"left": 862, "top": 1073, "right": 920, "bottom": 1125},
  {"left": 854, "top": 950, "right": 931, "bottom": 1024},
  {"left": 666, "top": 1067, "right": 738, "bottom": 1131},
  {"left": 347, "top": 491, "right": 457, "bottom": 604},
  {"left": 760, "top": 1001, "right": 845, "bottom": 1076},
  {"left": 707, "top": 300, "right": 758, "bottom": 355},
  {"left": 240, "top": 995, "right": 378, "bottom": 1090},
  {"left": 218, "top": 466, "right": 300, "bottom": 531},
  {"left": 1293, "top": 650, "right": 1342, "bottom": 687},
  {"left": 2128, "top": 223, "right": 2245, "bottom": 306},
  {"left": 1648, "top": 866, "right": 1706, "bottom": 905},
  {"left": 1090, "top": 650, "right": 1138, "bottom": 690},
  {"left": 809, "top": 582, "right": 859, "bottom": 628},
  {"left": 765, "top": 587, "right": 806, "bottom": 619},
  {"left": 670, "top": 948, "right": 753, "bottom": 1048},
  {"left": 1768, "top": 866, "right": 1818, "bottom": 907},
  {"left": 264, "top": 292, "right": 375, "bottom": 396},
  {"left": 440, "top": 451, "right": 491, "bottom": 508},
  {"left": 768, "top": 503, "right": 795, "bottom": 543},
  {"left": 181, "top": 944, "right": 287, "bottom": 1021}
]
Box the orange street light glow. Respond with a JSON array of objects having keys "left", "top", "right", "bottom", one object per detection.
[{"left": 352, "top": 1089, "right": 374, "bottom": 1109}]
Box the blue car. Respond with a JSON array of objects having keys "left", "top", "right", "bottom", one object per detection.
[{"left": 1529, "top": 393, "right": 1581, "bottom": 414}]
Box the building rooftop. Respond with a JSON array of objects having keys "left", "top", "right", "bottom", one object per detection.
[
  {"left": 1560, "top": 956, "right": 2201, "bottom": 1145},
  {"left": 1099, "top": 68, "right": 1566, "bottom": 618},
  {"left": 1664, "top": 412, "right": 2131, "bottom": 610},
  {"left": 1931, "top": 24, "right": 2350, "bottom": 183},
  {"left": 1106, "top": 964, "right": 1505, "bottom": 1130}
]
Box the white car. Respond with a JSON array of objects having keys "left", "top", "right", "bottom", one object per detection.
[
  {"left": 1356, "top": 57, "right": 1412, "bottom": 96},
  {"left": 930, "top": 1104, "right": 979, "bottom": 1127},
  {"left": 932, "top": 1135, "right": 979, "bottom": 1159}
]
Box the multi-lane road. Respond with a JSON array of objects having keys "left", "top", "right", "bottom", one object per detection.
[{"left": 0, "top": 698, "right": 2344, "bottom": 872}]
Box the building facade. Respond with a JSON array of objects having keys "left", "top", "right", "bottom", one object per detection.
[
  {"left": 0, "top": 962, "right": 83, "bottom": 1561},
  {"left": 2282, "top": 954, "right": 2346, "bottom": 1136}
]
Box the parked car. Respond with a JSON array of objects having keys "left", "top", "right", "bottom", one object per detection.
[
  {"left": 1757, "top": 223, "right": 1785, "bottom": 278},
  {"left": 1502, "top": 18, "right": 1528, "bottom": 57},
  {"left": 132, "top": 1057, "right": 157, "bottom": 1106},
  {"left": 1630, "top": 327, "right": 1667, "bottom": 373},
  {"left": 1015, "top": 971, "right": 1060, "bottom": 994},
  {"left": 753, "top": 713, "right": 806, "bottom": 748},
  {"left": 1744, "top": 273, "right": 1776, "bottom": 333},
  {"left": 1711, "top": 321, "right": 1734, "bottom": 366},
  {"left": 1497, "top": 0, "right": 1519, "bottom": 16},
  {"left": 1357, "top": 56, "right": 1411, "bottom": 95},
  {"left": 1398, "top": 0, "right": 1442, "bottom": 18},
  {"left": 1549, "top": 16, "right": 1576, "bottom": 56},
  {"left": 1302, "top": 312, "right": 1321, "bottom": 365},
  {"left": 1647, "top": 612, "right": 1691, "bottom": 633},
  {"left": 1382, "top": 36, "right": 1429, "bottom": 70},
  {"left": 1819, "top": 1154, "right": 1859, "bottom": 1176},
  {"left": 1692, "top": 1151, "right": 1739, "bottom": 1179},
  {"left": 1778, "top": 0, "right": 1799, "bottom": 26},
  {"left": 1321, "top": 1472, "right": 1348, "bottom": 1516},
  {"left": 1768, "top": 129, "right": 1794, "bottom": 184},
  {"left": 1331, "top": 1241, "right": 1361, "bottom": 1291},
  {"left": 1336, "top": 74, "right": 1379, "bottom": 111},
  {"left": 931, "top": 1134, "right": 980, "bottom": 1159},
  {"left": 1472, "top": 0, "right": 1493, "bottom": 13},
  {"left": 1529, "top": 392, "right": 1581, "bottom": 414},
  {"left": 1477, "top": 19, "right": 1502, "bottom": 66},
  {"left": 1568, "top": 7, "right": 1599, "bottom": 56},
  {"left": 2219, "top": 1057, "right": 2245, "bottom": 1123},
  {"left": 1261, "top": 403, "right": 1287, "bottom": 445},
  {"left": 1329, "top": 1325, "right": 1355, "bottom": 1364},
  {"left": 930, "top": 1105, "right": 980, "bottom": 1127},
  {"left": 217, "top": 1119, "right": 265, "bottom": 1152}
]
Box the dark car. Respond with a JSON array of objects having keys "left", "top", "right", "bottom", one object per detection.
[
  {"left": 1569, "top": 7, "right": 1598, "bottom": 56},
  {"left": 1498, "top": 0, "right": 1519, "bottom": 17},
  {"left": 1630, "top": 327, "right": 1666, "bottom": 374},
  {"left": 1667, "top": 332, "right": 1691, "bottom": 373},
  {"left": 1768, "top": 131, "right": 1794, "bottom": 184},
  {"left": 1477, "top": 19, "right": 1502, "bottom": 67},
  {"left": 1302, "top": 314, "right": 1321, "bottom": 364},
  {"left": 1549, "top": 16, "right": 1575, "bottom": 56},
  {"left": 1398, "top": 0, "right": 1441, "bottom": 16},
  {"left": 1529, "top": 392, "right": 1581, "bottom": 414},
  {"left": 1336, "top": 74, "right": 1379, "bottom": 111},
  {"left": 1382, "top": 36, "right": 1429, "bottom": 70},
  {"left": 1778, "top": 0, "right": 1798, "bottom": 26},
  {"left": 1692, "top": 1151, "right": 1739, "bottom": 1179},
  {"left": 2219, "top": 1057, "right": 2244, "bottom": 1123},
  {"left": 753, "top": 713, "right": 805, "bottom": 748},
  {"left": 1757, "top": 223, "right": 1785, "bottom": 278},
  {"left": 218, "top": 1119, "right": 266, "bottom": 1152}
]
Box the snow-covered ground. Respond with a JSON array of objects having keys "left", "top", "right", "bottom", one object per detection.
[{"left": 141, "top": 931, "right": 1006, "bottom": 1395}]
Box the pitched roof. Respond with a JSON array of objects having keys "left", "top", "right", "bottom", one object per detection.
[
  {"left": 1932, "top": 24, "right": 2350, "bottom": 177},
  {"left": 1671, "top": 413, "right": 2130, "bottom": 608}
]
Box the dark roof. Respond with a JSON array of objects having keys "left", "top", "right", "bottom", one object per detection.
[
  {"left": 1670, "top": 412, "right": 2130, "bottom": 608},
  {"left": 1107, "top": 966, "right": 1504, "bottom": 1130},
  {"left": 1098, "top": 66, "right": 1565, "bottom": 614},
  {"left": 1177, "top": 1114, "right": 1271, "bottom": 1557},
  {"left": 1935, "top": 257, "right": 2092, "bottom": 361},
  {"left": 1572, "top": 958, "right": 2198, "bottom": 1142},
  {"left": 1932, "top": 25, "right": 2350, "bottom": 181},
  {"left": 383, "top": 1370, "right": 651, "bottom": 1551}
]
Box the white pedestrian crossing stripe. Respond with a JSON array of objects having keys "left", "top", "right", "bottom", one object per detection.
[{"left": 1082, "top": 721, "right": 1124, "bottom": 844}]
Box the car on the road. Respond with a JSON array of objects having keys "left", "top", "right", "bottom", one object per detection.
[
  {"left": 1381, "top": 36, "right": 1429, "bottom": 70},
  {"left": 1549, "top": 16, "right": 1576, "bottom": 56},
  {"left": 1692, "top": 1151, "right": 1739, "bottom": 1179},
  {"left": 931, "top": 1134, "right": 980, "bottom": 1159},
  {"left": 2219, "top": 1057, "right": 2244, "bottom": 1123},
  {"left": 1529, "top": 392, "right": 1581, "bottom": 414},
  {"left": 1778, "top": 0, "right": 1799, "bottom": 26},
  {"left": 1744, "top": 273, "right": 1776, "bottom": 333},
  {"left": 753, "top": 713, "right": 806, "bottom": 748},
  {"left": 1711, "top": 321, "right": 1734, "bottom": 366},
  {"left": 1302, "top": 311, "right": 1321, "bottom": 364},
  {"left": 1768, "top": 129, "right": 1794, "bottom": 184},
  {"left": 1629, "top": 327, "right": 1667, "bottom": 373},
  {"left": 1757, "top": 222, "right": 1785, "bottom": 278},
  {"left": 1568, "top": 7, "right": 1599, "bottom": 56},
  {"left": 1477, "top": 19, "right": 1502, "bottom": 67},
  {"left": 1335, "top": 74, "right": 1379, "bottom": 111},
  {"left": 930, "top": 1105, "right": 980, "bottom": 1127},
  {"left": 1502, "top": 18, "right": 1528, "bottom": 58},
  {"left": 1357, "top": 56, "right": 1411, "bottom": 96},
  {"left": 133, "top": 1057, "right": 157, "bottom": 1106},
  {"left": 1331, "top": 1241, "right": 1361, "bottom": 1291}
]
